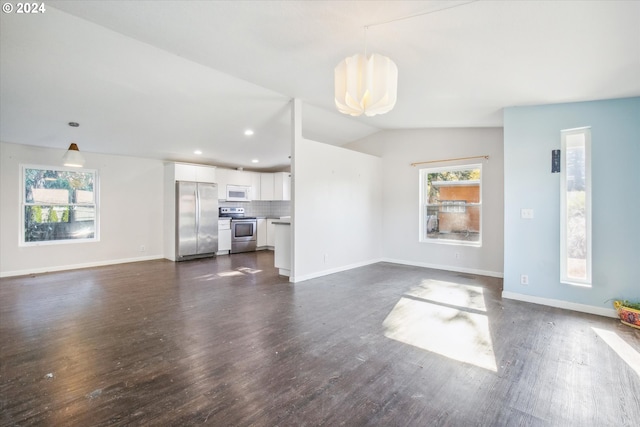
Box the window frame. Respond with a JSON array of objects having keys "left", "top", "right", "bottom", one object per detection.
[
  {"left": 560, "top": 128, "right": 592, "bottom": 286},
  {"left": 20, "top": 164, "right": 100, "bottom": 246},
  {"left": 419, "top": 163, "right": 482, "bottom": 247}
]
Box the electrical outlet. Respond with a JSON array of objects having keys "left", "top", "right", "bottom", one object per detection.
[
  {"left": 521, "top": 209, "right": 534, "bottom": 219},
  {"left": 520, "top": 274, "right": 529, "bottom": 285},
  {"left": 455, "top": 252, "right": 461, "bottom": 259},
  {"left": 324, "top": 254, "right": 329, "bottom": 264},
  {"left": 140, "top": 245, "right": 146, "bottom": 252}
]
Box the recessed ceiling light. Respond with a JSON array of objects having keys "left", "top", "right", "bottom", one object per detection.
[
  {"left": 251, "top": 159, "right": 259, "bottom": 163},
  {"left": 194, "top": 150, "right": 202, "bottom": 155},
  {"left": 244, "top": 129, "right": 254, "bottom": 136}
]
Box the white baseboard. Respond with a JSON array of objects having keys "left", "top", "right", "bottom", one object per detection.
[
  {"left": 291, "top": 258, "right": 384, "bottom": 283},
  {"left": 382, "top": 258, "right": 504, "bottom": 279},
  {"left": 502, "top": 291, "right": 618, "bottom": 318},
  {"left": 0, "top": 255, "right": 165, "bottom": 278}
]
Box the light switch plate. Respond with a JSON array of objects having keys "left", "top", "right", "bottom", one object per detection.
[{"left": 521, "top": 208, "right": 534, "bottom": 219}]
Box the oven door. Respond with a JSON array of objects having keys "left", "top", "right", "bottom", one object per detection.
[{"left": 231, "top": 219, "right": 257, "bottom": 253}]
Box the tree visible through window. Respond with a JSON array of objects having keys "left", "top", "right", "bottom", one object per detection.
[
  {"left": 22, "top": 166, "right": 98, "bottom": 244},
  {"left": 560, "top": 128, "right": 591, "bottom": 285},
  {"left": 420, "top": 164, "right": 482, "bottom": 245}
]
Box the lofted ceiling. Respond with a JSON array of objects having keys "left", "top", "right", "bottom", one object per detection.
[{"left": 1, "top": 1, "right": 638, "bottom": 171}]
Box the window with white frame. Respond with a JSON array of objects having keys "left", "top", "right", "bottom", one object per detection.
[
  {"left": 560, "top": 128, "right": 591, "bottom": 286},
  {"left": 22, "top": 165, "right": 98, "bottom": 244},
  {"left": 419, "top": 164, "right": 482, "bottom": 245}
]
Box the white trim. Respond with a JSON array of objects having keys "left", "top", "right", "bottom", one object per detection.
[
  {"left": 291, "top": 258, "right": 503, "bottom": 283},
  {"left": 290, "top": 258, "right": 383, "bottom": 283},
  {"left": 419, "top": 163, "right": 483, "bottom": 246},
  {"left": 559, "top": 128, "right": 592, "bottom": 285},
  {"left": 20, "top": 164, "right": 100, "bottom": 246},
  {"left": 0, "top": 255, "right": 164, "bottom": 278},
  {"left": 502, "top": 291, "right": 617, "bottom": 318},
  {"left": 382, "top": 258, "right": 503, "bottom": 278}
]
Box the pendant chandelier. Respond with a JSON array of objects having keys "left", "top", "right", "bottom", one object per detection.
[
  {"left": 334, "top": 26, "right": 398, "bottom": 117},
  {"left": 333, "top": 2, "right": 479, "bottom": 117}
]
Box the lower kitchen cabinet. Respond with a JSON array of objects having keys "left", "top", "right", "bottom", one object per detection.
[
  {"left": 266, "top": 219, "right": 276, "bottom": 248},
  {"left": 257, "top": 218, "right": 267, "bottom": 248},
  {"left": 274, "top": 221, "right": 291, "bottom": 276},
  {"left": 218, "top": 219, "right": 231, "bottom": 254}
]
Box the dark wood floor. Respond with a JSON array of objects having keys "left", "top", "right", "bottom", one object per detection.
[{"left": 1, "top": 251, "right": 639, "bottom": 426}]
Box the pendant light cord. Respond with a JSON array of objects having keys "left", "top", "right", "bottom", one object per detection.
[{"left": 365, "top": 0, "right": 478, "bottom": 29}]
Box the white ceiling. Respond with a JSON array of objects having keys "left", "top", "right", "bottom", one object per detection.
[{"left": 1, "top": 1, "right": 638, "bottom": 171}]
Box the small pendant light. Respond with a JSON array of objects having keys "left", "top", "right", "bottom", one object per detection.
[{"left": 62, "top": 122, "right": 85, "bottom": 167}]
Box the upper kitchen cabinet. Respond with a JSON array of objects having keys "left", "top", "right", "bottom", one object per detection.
[
  {"left": 226, "top": 169, "right": 252, "bottom": 187},
  {"left": 274, "top": 172, "right": 291, "bottom": 201},
  {"left": 260, "top": 172, "right": 290, "bottom": 201},
  {"left": 249, "top": 172, "right": 261, "bottom": 200},
  {"left": 216, "top": 168, "right": 227, "bottom": 200},
  {"left": 169, "top": 163, "right": 216, "bottom": 183},
  {"left": 260, "top": 173, "right": 275, "bottom": 200}
]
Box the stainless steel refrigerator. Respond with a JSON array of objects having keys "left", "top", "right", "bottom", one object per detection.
[{"left": 176, "top": 181, "right": 218, "bottom": 261}]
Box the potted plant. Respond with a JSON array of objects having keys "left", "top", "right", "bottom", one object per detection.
[{"left": 613, "top": 300, "right": 640, "bottom": 330}]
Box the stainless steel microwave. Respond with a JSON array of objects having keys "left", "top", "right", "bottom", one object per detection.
[{"left": 226, "top": 185, "right": 250, "bottom": 201}]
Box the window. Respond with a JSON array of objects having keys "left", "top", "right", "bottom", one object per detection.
[
  {"left": 22, "top": 165, "right": 98, "bottom": 244},
  {"left": 420, "top": 164, "right": 482, "bottom": 245},
  {"left": 560, "top": 128, "right": 591, "bottom": 286}
]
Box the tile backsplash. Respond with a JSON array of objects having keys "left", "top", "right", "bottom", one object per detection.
[{"left": 219, "top": 200, "right": 290, "bottom": 218}]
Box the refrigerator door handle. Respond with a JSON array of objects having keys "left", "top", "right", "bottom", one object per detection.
[{"left": 195, "top": 186, "right": 200, "bottom": 233}]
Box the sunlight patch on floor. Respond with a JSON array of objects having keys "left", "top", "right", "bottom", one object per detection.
[
  {"left": 237, "top": 267, "right": 262, "bottom": 274},
  {"left": 593, "top": 327, "right": 640, "bottom": 378},
  {"left": 383, "top": 279, "right": 497, "bottom": 372},
  {"left": 213, "top": 267, "right": 263, "bottom": 278},
  {"left": 405, "top": 279, "right": 487, "bottom": 312}
]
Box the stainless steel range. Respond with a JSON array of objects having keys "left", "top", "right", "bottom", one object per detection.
[{"left": 219, "top": 207, "right": 257, "bottom": 253}]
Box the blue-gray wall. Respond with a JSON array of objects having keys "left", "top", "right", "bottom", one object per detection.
[{"left": 503, "top": 97, "right": 640, "bottom": 313}]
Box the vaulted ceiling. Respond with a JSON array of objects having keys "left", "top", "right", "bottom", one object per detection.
[{"left": 1, "top": 1, "right": 638, "bottom": 170}]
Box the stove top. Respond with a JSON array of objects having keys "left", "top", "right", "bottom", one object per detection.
[{"left": 219, "top": 207, "right": 256, "bottom": 220}]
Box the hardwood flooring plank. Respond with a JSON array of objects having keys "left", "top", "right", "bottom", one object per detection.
[{"left": 1, "top": 252, "right": 639, "bottom": 426}]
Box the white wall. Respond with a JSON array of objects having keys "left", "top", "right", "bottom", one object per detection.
[
  {"left": 292, "top": 137, "right": 383, "bottom": 282},
  {"left": 0, "top": 142, "right": 164, "bottom": 277},
  {"left": 346, "top": 128, "right": 504, "bottom": 277},
  {"left": 503, "top": 97, "right": 640, "bottom": 317}
]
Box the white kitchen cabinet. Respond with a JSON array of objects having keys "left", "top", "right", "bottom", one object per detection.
[
  {"left": 260, "top": 172, "right": 290, "bottom": 201},
  {"left": 219, "top": 229, "right": 231, "bottom": 253},
  {"left": 274, "top": 172, "right": 291, "bottom": 201},
  {"left": 195, "top": 166, "right": 217, "bottom": 183},
  {"left": 250, "top": 172, "right": 261, "bottom": 200},
  {"left": 226, "top": 169, "right": 252, "bottom": 187},
  {"left": 218, "top": 218, "right": 231, "bottom": 254},
  {"left": 266, "top": 218, "right": 276, "bottom": 248},
  {"left": 173, "top": 163, "right": 197, "bottom": 181},
  {"left": 274, "top": 221, "right": 291, "bottom": 276},
  {"left": 172, "top": 163, "right": 216, "bottom": 183},
  {"left": 257, "top": 218, "right": 267, "bottom": 248},
  {"left": 216, "top": 168, "right": 228, "bottom": 200},
  {"left": 260, "top": 173, "right": 275, "bottom": 200}
]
